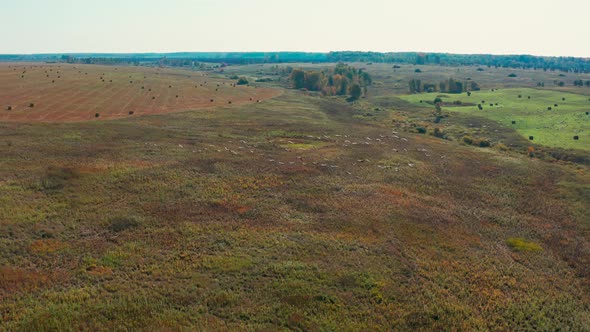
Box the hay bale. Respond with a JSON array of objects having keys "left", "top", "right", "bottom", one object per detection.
[
  {"left": 210, "top": 99, "right": 214, "bottom": 102},
  {"left": 29, "top": 103, "right": 35, "bottom": 108},
  {"left": 95, "top": 113, "right": 100, "bottom": 118},
  {"left": 228, "top": 101, "right": 232, "bottom": 104},
  {"left": 129, "top": 111, "right": 134, "bottom": 115},
  {"left": 152, "top": 96, "right": 156, "bottom": 100},
  {"left": 7, "top": 106, "right": 12, "bottom": 111}
]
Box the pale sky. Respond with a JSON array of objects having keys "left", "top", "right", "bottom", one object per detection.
[{"left": 1, "top": 0, "right": 589, "bottom": 57}]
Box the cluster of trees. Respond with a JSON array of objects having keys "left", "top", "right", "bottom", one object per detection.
[
  {"left": 574, "top": 80, "right": 590, "bottom": 87},
  {"left": 409, "top": 78, "right": 480, "bottom": 94},
  {"left": 289, "top": 64, "right": 372, "bottom": 100}
]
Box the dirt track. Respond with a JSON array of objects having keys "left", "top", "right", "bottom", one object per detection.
[{"left": 0, "top": 63, "right": 281, "bottom": 122}]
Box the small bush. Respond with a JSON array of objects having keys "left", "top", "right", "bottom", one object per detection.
[
  {"left": 40, "top": 167, "right": 79, "bottom": 191},
  {"left": 506, "top": 237, "right": 542, "bottom": 252},
  {"left": 508, "top": 73, "right": 517, "bottom": 77},
  {"left": 432, "top": 128, "right": 445, "bottom": 138},
  {"left": 477, "top": 139, "right": 491, "bottom": 147},
  {"left": 462, "top": 136, "right": 473, "bottom": 145},
  {"left": 108, "top": 216, "right": 140, "bottom": 233},
  {"left": 416, "top": 127, "right": 427, "bottom": 134},
  {"left": 236, "top": 77, "right": 249, "bottom": 85},
  {"left": 495, "top": 143, "right": 509, "bottom": 151}
]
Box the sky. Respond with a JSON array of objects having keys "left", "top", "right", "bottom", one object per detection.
[{"left": 1, "top": 0, "right": 589, "bottom": 57}]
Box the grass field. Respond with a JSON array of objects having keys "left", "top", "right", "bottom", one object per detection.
[
  {"left": 1, "top": 63, "right": 590, "bottom": 330},
  {"left": 401, "top": 88, "right": 590, "bottom": 150},
  {"left": 0, "top": 63, "right": 280, "bottom": 122}
]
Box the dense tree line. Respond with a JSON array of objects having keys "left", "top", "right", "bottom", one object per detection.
[
  {"left": 327, "top": 52, "right": 590, "bottom": 73},
  {"left": 409, "top": 78, "right": 479, "bottom": 94},
  {"left": 289, "top": 64, "right": 372, "bottom": 100},
  {"left": 2, "top": 52, "right": 588, "bottom": 73},
  {"left": 574, "top": 79, "right": 590, "bottom": 87}
]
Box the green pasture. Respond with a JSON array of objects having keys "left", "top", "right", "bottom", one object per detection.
[{"left": 402, "top": 88, "right": 590, "bottom": 150}]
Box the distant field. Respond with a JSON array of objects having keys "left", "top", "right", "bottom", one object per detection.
[
  {"left": 401, "top": 88, "right": 590, "bottom": 150},
  {"left": 0, "top": 64, "right": 280, "bottom": 122}
]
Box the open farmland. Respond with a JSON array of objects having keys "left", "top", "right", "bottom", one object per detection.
[
  {"left": 1, "top": 62, "right": 590, "bottom": 330},
  {"left": 401, "top": 88, "right": 590, "bottom": 150},
  {"left": 0, "top": 64, "right": 280, "bottom": 122}
]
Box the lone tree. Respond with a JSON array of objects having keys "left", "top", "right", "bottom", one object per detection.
[
  {"left": 349, "top": 84, "right": 362, "bottom": 101},
  {"left": 290, "top": 69, "right": 305, "bottom": 89}
]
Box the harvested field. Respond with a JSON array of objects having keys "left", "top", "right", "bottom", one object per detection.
[{"left": 0, "top": 64, "right": 281, "bottom": 122}]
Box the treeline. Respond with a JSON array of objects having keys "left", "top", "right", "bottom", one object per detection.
[
  {"left": 574, "top": 80, "right": 590, "bottom": 87},
  {"left": 2, "top": 51, "right": 589, "bottom": 73},
  {"left": 409, "top": 78, "right": 480, "bottom": 93},
  {"left": 327, "top": 52, "right": 590, "bottom": 73},
  {"left": 289, "top": 64, "right": 372, "bottom": 100}
]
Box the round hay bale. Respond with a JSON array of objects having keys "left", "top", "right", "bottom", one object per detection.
[{"left": 129, "top": 111, "right": 134, "bottom": 115}]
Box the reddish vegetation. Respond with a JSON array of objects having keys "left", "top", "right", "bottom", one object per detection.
[{"left": 0, "top": 63, "right": 281, "bottom": 122}]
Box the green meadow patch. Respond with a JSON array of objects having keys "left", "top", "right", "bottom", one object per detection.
[{"left": 401, "top": 88, "right": 590, "bottom": 150}]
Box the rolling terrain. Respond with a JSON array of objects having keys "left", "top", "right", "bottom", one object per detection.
[{"left": 0, "top": 63, "right": 589, "bottom": 330}]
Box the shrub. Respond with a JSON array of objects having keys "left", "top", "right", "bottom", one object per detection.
[
  {"left": 477, "top": 139, "right": 491, "bottom": 147},
  {"left": 432, "top": 128, "right": 445, "bottom": 138},
  {"left": 506, "top": 238, "right": 542, "bottom": 252},
  {"left": 40, "top": 167, "right": 79, "bottom": 191},
  {"left": 108, "top": 216, "right": 140, "bottom": 233},
  {"left": 495, "top": 143, "right": 509, "bottom": 151},
  {"left": 462, "top": 136, "right": 473, "bottom": 145},
  {"left": 416, "top": 127, "right": 427, "bottom": 134},
  {"left": 508, "top": 73, "right": 517, "bottom": 77},
  {"left": 414, "top": 68, "right": 422, "bottom": 73},
  {"left": 237, "top": 77, "right": 249, "bottom": 85}
]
